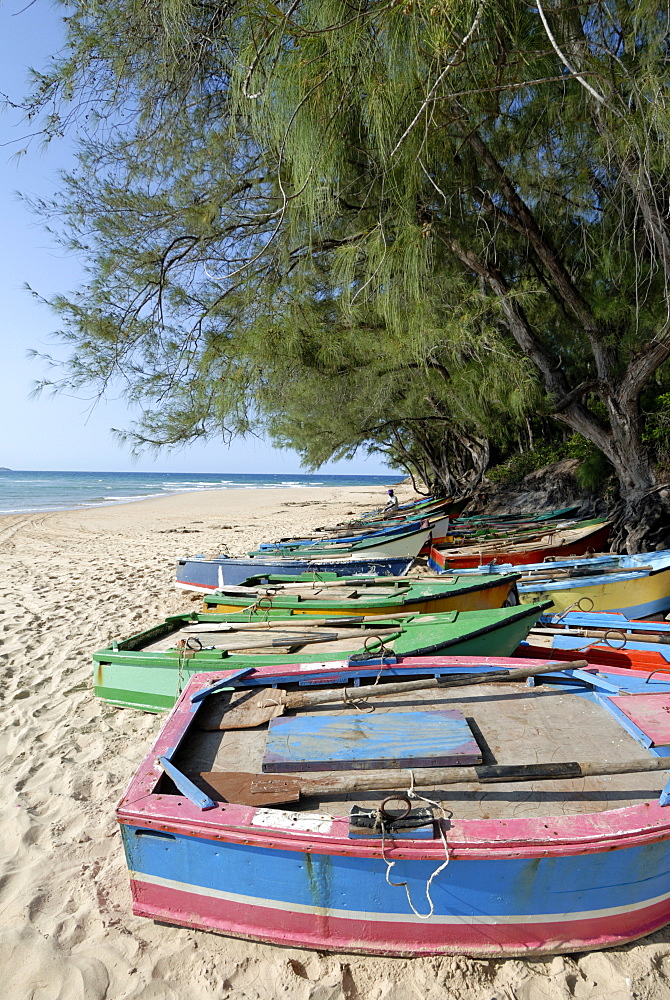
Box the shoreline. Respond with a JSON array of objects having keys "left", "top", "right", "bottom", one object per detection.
[
  {"left": 0, "top": 473, "right": 404, "bottom": 519},
  {"left": 2, "top": 483, "right": 668, "bottom": 999}
]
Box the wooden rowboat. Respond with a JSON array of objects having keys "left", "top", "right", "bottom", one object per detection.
[
  {"left": 118, "top": 659, "right": 670, "bottom": 956},
  {"left": 248, "top": 522, "right": 433, "bottom": 561},
  {"left": 428, "top": 520, "right": 611, "bottom": 570},
  {"left": 201, "top": 574, "right": 521, "bottom": 617},
  {"left": 433, "top": 550, "right": 670, "bottom": 617},
  {"left": 176, "top": 554, "right": 415, "bottom": 594},
  {"left": 93, "top": 603, "right": 550, "bottom": 712}
]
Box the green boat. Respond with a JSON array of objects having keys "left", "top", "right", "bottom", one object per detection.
[
  {"left": 93, "top": 602, "right": 551, "bottom": 712},
  {"left": 202, "top": 574, "right": 522, "bottom": 617}
]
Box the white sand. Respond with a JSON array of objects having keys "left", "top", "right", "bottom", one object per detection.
[{"left": 1, "top": 485, "right": 669, "bottom": 1000}]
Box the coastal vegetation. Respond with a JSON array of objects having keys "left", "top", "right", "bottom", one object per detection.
[{"left": 24, "top": 0, "right": 670, "bottom": 547}]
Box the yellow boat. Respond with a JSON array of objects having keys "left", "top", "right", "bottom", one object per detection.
[
  {"left": 514, "top": 551, "right": 670, "bottom": 616},
  {"left": 202, "top": 574, "right": 521, "bottom": 618}
]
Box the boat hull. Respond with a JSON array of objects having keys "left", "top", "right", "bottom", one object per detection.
[
  {"left": 249, "top": 526, "right": 433, "bottom": 560},
  {"left": 121, "top": 824, "right": 670, "bottom": 957},
  {"left": 428, "top": 522, "right": 611, "bottom": 570},
  {"left": 517, "top": 565, "right": 670, "bottom": 617},
  {"left": 177, "top": 555, "right": 414, "bottom": 593},
  {"left": 117, "top": 664, "right": 670, "bottom": 957}
]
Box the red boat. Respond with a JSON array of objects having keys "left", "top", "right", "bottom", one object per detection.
[{"left": 428, "top": 520, "right": 611, "bottom": 570}]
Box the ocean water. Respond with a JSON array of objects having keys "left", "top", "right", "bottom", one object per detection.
[{"left": 0, "top": 470, "right": 396, "bottom": 515}]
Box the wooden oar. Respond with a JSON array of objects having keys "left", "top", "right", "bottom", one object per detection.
[
  {"left": 193, "top": 754, "right": 670, "bottom": 807},
  {"left": 530, "top": 626, "right": 670, "bottom": 645},
  {"left": 184, "top": 612, "right": 428, "bottom": 633},
  {"left": 228, "top": 574, "right": 452, "bottom": 593},
  {"left": 200, "top": 626, "right": 401, "bottom": 653},
  {"left": 519, "top": 565, "right": 653, "bottom": 584},
  {"left": 197, "top": 660, "right": 588, "bottom": 730}
]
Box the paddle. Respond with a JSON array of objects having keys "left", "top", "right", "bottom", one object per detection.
[
  {"left": 198, "top": 626, "right": 402, "bottom": 653},
  {"left": 244, "top": 574, "right": 449, "bottom": 590},
  {"left": 193, "top": 755, "right": 670, "bottom": 807},
  {"left": 184, "top": 611, "right": 431, "bottom": 632},
  {"left": 530, "top": 626, "right": 670, "bottom": 645},
  {"left": 519, "top": 565, "right": 653, "bottom": 584},
  {"left": 197, "top": 659, "right": 588, "bottom": 730}
]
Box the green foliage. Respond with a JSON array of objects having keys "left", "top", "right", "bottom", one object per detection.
[
  {"left": 566, "top": 436, "right": 614, "bottom": 492},
  {"left": 487, "top": 444, "right": 569, "bottom": 486},
  {"left": 643, "top": 392, "right": 670, "bottom": 463},
  {"left": 18, "top": 1, "right": 670, "bottom": 499}
]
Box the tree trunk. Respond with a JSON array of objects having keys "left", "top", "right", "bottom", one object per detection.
[
  {"left": 607, "top": 487, "right": 670, "bottom": 554},
  {"left": 604, "top": 394, "right": 657, "bottom": 494}
]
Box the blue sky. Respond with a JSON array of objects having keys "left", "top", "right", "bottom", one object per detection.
[{"left": 0, "top": 2, "right": 388, "bottom": 475}]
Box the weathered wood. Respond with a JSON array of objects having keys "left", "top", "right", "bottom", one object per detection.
[
  {"left": 204, "top": 626, "right": 400, "bottom": 652},
  {"left": 261, "top": 710, "right": 482, "bottom": 772},
  {"left": 531, "top": 627, "right": 670, "bottom": 645},
  {"left": 197, "top": 660, "right": 588, "bottom": 730},
  {"left": 184, "top": 611, "right": 423, "bottom": 632},
  {"left": 519, "top": 566, "right": 653, "bottom": 583},
  {"left": 194, "top": 756, "right": 670, "bottom": 807}
]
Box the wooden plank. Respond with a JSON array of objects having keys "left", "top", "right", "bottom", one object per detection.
[{"left": 261, "top": 709, "right": 482, "bottom": 772}]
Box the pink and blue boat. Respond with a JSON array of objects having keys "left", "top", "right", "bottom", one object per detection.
[{"left": 117, "top": 658, "right": 670, "bottom": 956}]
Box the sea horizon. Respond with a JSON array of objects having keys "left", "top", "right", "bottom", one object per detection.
[{"left": 0, "top": 469, "right": 399, "bottom": 515}]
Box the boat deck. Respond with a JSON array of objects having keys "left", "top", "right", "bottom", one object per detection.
[{"left": 172, "top": 680, "right": 667, "bottom": 820}]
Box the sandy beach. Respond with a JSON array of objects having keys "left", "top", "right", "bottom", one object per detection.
[{"left": 1, "top": 483, "right": 669, "bottom": 1000}]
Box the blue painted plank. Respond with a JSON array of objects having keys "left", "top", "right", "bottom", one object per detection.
[
  {"left": 541, "top": 612, "right": 670, "bottom": 633},
  {"left": 262, "top": 710, "right": 482, "bottom": 772},
  {"left": 190, "top": 667, "right": 255, "bottom": 702},
  {"left": 158, "top": 756, "right": 217, "bottom": 810},
  {"left": 557, "top": 668, "right": 621, "bottom": 693}
]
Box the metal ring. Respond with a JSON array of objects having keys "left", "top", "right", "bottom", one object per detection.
[
  {"left": 576, "top": 596, "right": 594, "bottom": 612},
  {"left": 186, "top": 636, "right": 203, "bottom": 651},
  {"left": 363, "top": 634, "right": 384, "bottom": 652},
  {"left": 256, "top": 596, "right": 273, "bottom": 610},
  {"left": 379, "top": 795, "right": 412, "bottom": 822},
  {"left": 603, "top": 629, "right": 627, "bottom": 650}
]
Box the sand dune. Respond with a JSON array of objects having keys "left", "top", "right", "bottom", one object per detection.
[{"left": 1, "top": 485, "right": 669, "bottom": 999}]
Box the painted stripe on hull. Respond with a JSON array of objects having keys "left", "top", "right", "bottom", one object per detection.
[
  {"left": 122, "top": 826, "right": 670, "bottom": 919},
  {"left": 130, "top": 869, "right": 670, "bottom": 926},
  {"left": 128, "top": 875, "right": 670, "bottom": 957}
]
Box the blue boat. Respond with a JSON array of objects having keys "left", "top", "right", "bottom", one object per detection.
[{"left": 176, "top": 553, "right": 414, "bottom": 593}]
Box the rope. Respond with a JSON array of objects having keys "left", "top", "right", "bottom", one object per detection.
[
  {"left": 342, "top": 640, "right": 394, "bottom": 712},
  {"left": 175, "top": 640, "right": 188, "bottom": 694},
  {"left": 175, "top": 636, "right": 203, "bottom": 694},
  {"left": 376, "top": 775, "right": 450, "bottom": 920}
]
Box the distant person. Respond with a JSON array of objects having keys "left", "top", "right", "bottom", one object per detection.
[{"left": 384, "top": 489, "right": 399, "bottom": 515}]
